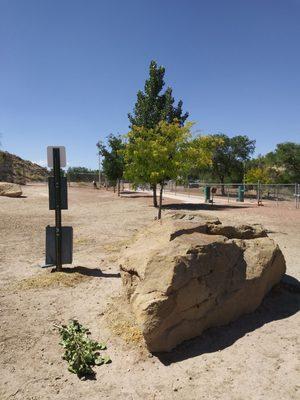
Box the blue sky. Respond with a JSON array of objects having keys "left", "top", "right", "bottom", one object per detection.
[{"left": 1, "top": 0, "right": 299, "bottom": 169}]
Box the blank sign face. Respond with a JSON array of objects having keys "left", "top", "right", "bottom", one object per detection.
[
  {"left": 46, "top": 226, "right": 73, "bottom": 265},
  {"left": 47, "top": 146, "right": 66, "bottom": 167}
]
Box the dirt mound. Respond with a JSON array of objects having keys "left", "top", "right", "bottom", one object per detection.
[
  {"left": 119, "top": 216, "right": 286, "bottom": 352},
  {"left": 0, "top": 150, "right": 48, "bottom": 184}
]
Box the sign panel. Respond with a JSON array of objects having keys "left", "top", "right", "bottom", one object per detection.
[
  {"left": 46, "top": 226, "right": 73, "bottom": 265},
  {"left": 48, "top": 177, "right": 68, "bottom": 210},
  {"left": 47, "top": 146, "right": 66, "bottom": 168}
]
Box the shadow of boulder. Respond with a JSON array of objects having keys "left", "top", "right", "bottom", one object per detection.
[{"left": 157, "top": 274, "right": 300, "bottom": 365}]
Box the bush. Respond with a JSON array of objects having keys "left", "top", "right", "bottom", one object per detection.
[{"left": 55, "top": 320, "right": 111, "bottom": 377}]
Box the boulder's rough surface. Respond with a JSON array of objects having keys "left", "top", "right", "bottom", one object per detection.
[
  {"left": 0, "top": 182, "right": 23, "bottom": 197},
  {"left": 119, "top": 214, "right": 286, "bottom": 352}
]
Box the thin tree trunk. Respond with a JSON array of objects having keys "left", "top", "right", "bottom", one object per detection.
[
  {"left": 152, "top": 184, "right": 158, "bottom": 207},
  {"left": 158, "top": 183, "right": 164, "bottom": 220},
  {"left": 117, "top": 179, "right": 120, "bottom": 196},
  {"left": 221, "top": 177, "right": 225, "bottom": 196}
]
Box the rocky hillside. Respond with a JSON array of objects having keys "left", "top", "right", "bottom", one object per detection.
[{"left": 0, "top": 150, "right": 48, "bottom": 184}]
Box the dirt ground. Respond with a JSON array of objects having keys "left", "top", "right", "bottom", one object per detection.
[{"left": 0, "top": 185, "right": 299, "bottom": 400}]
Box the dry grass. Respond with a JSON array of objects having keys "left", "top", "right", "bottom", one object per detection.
[
  {"left": 105, "top": 296, "right": 144, "bottom": 345},
  {"left": 13, "top": 270, "right": 89, "bottom": 290},
  {"left": 111, "top": 320, "right": 144, "bottom": 344},
  {"left": 103, "top": 239, "right": 130, "bottom": 253},
  {"left": 74, "top": 236, "right": 96, "bottom": 246}
]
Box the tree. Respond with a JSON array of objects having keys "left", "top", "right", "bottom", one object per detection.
[
  {"left": 128, "top": 60, "right": 189, "bottom": 206},
  {"left": 67, "top": 167, "right": 98, "bottom": 182},
  {"left": 266, "top": 142, "right": 300, "bottom": 183},
  {"left": 123, "top": 121, "right": 219, "bottom": 219},
  {"left": 245, "top": 167, "right": 272, "bottom": 184},
  {"left": 210, "top": 134, "right": 256, "bottom": 193},
  {"left": 245, "top": 154, "right": 279, "bottom": 183},
  {"left": 97, "top": 134, "right": 125, "bottom": 195}
]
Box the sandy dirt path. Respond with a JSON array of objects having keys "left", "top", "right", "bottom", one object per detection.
[{"left": 0, "top": 185, "right": 299, "bottom": 400}]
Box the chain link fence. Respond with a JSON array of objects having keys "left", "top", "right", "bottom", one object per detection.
[
  {"left": 164, "top": 181, "right": 300, "bottom": 209},
  {"left": 23, "top": 175, "right": 300, "bottom": 209}
]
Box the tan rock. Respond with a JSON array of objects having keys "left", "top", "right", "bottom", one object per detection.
[
  {"left": 119, "top": 214, "right": 286, "bottom": 352},
  {"left": 0, "top": 182, "right": 23, "bottom": 197}
]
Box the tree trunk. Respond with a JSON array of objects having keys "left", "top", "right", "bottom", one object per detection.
[
  {"left": 152, "top": 184, "right": 158, "bottom": 207},
  {"left": 117, "top": 179, "right": 120, "bottom": 196},
  {"left": 158, "top": 183, "right": 164, "bottom": 220},
  {"left": 220, "top": 177, "right": 225, "bottom": 196}
]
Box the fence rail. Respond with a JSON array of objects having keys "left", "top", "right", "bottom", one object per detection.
[
  {"left": 164, "top": 181, "right": 300, "bottom": 209},
  {"left": 23, "top": 177, "right": 300, "bottom": 209}
]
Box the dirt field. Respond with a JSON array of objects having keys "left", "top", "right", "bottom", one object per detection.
[{"left": 0, "top": 185, "right": 299, "bottom": 400}]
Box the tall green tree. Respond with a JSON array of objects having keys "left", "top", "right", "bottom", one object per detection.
[
  {"left": 128, "top": 60, "right": 189, "bottom": 206},
  {"left": 97, "top": 134, "right": 125, "bottom": 195},
  {"left": 210, "top": 134, "right": 256, "bottom": 193}
]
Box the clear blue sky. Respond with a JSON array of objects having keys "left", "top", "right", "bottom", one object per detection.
[{"left": 1, "top": 0, "right": 299, "bottom": 169}]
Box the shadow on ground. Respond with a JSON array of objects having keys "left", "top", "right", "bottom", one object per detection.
[
  {"left": 120, "top": 190, "right": 152, "bottom": 199},
  {"left": 157, "top": 274, "right": 300, "bottom": 365},
  {"left": 120, "top": 191, "right": 252, "bottom": 208},
  {"left": 60, "top": 266, "right": 120, "bottom": 278},
  {"left": 162, "top": 202, "right": 251, "bottom": 211}
]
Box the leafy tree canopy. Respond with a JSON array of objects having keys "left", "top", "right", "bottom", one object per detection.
[
  {"left": 97, "top": 134, "right": 125, "bottom": 184},
  {"left": 67, "top": 166, "right": 94, "bottom": 174},
  {"left": 245, "top": 142, "right": 300, "bottom": 183},
  {"left": 123, "top": 121, "right": 220, "bottom": 217},
  {"left": 128, "top": 60, "right": 188, "bottom": 129},
  {"left": 67, "top": 166, "right": 98, "bottom": 182},
  {"left": 210, "top": 134, "right": 256, "bottom": 184},
  {"left": 265, "top": 142, "right": 300, "bottom": 182},
  {"left": 245, "top": 167, "right": 272, "bottom": 184},
  {"left": 123, "top": 122, "right": 190, "bottom": 186}
]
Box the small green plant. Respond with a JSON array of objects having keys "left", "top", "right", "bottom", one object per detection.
[{"left": 55, "top": 320, "right": 111, "bottom": 377}]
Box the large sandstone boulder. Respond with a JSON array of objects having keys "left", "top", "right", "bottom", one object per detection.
[
  {"left": 119, "top": 214, "right": 286, "bottom": 352},
  {"left": 0, "top": 182, "right": 23, "bottom": 197}
]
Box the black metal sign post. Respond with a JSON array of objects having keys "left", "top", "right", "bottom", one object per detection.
[
  {"left": 45, "top": 146, "right": 73, "bottom": 270},
  {"left": 53, "top": 148, "right": 62, "bottom": 271}
]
